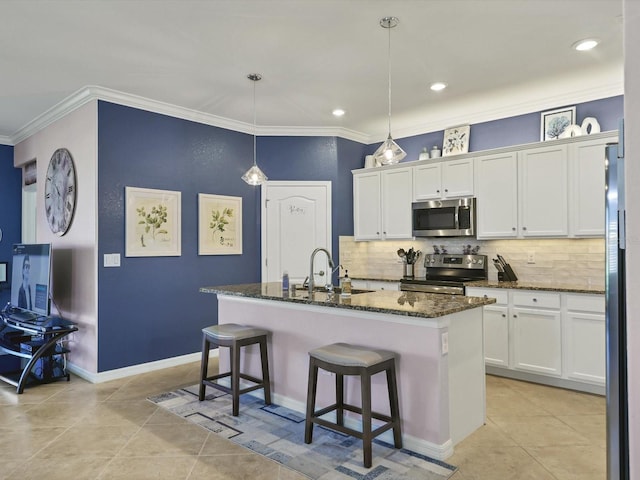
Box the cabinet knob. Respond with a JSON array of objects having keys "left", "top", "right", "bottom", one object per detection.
[
  {"left": 436, "top": 189, "right": 440, "bottom": 193},
  {"left": 383, "top": 231, "right": 387, "bottom": 235},
  {"left": 502, "top": 314, "right": 506, "bottom": 318},
  {"left": 512, "top": 227, "right": 516, "bottom": 231},
  {"left": 532, "top": 298, "right": 537, "bottom": 302},
  {"left": 444, "top": 189, "right": 448, "bottom": 193},
  {"left": 483, "top": 295, "right": 488, "bottom": 298},
  {"left": 523, "top": 226, "right": 527, "bottom": 231},
  {"left": 376, "top": 232, "right": 380, "bottom": 235},
  {"left": 513, "top": 314, "right": 518, "bottom": 318}
]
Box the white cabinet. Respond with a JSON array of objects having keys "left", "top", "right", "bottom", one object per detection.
[
  {"left": 563, "top": 294, "right": 606, "bottom": 385},
  {"left": 413, "top": 158, "right": 474, "bottom": 200},
  {"left": 466, "top": 287, "right": 605, "bottom": 391},
  {"left": 475, "top": 144, "right": 568, "bottom": 239},
  {"left": 474, "top": 152, "right": 519, "bottom": 238},
  {"left": 512, "top": 305, "right": 562, "bottom": 377},
  {"left": 518, "top": 144, "right": 568, "bottom": 237},
  {"left": 466, "top": 287, "right": 509, "bottom": 367},
  {"left": 568, "top": 135, "right": 616, "bottom": 236},
  {"left": 353, "top": 167, "right": 413, "bottom": 241}
]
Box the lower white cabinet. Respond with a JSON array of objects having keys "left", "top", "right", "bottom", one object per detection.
[
  {"left": 563, "top": 294, "right": 606, "bottom": 384},
  {"left": 511, "top": 307, "right": 562, "bottom": 376},
  {"left": 483, "top": 305, "right": 510, "bottom": 367},
  {"left": 466, "top": 286, "right": 605, "bottom": 391}
]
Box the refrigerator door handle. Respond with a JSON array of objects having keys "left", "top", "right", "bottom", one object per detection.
[{"left": 619, "top": 210, "right": 626, "bottom": 250}]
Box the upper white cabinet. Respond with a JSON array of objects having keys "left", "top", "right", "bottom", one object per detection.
[
  {"left": 476, "top": 143, "right": 569, "bottom": 239},
  {"left": 518, "top": 144, "right": 568, "bottom": 237},
  {"left": 569, "top": 135, "right": 617, "bottom": 236},
  {"left": 413, "top": 158, "right": 474, "bottom": 201},
  {"left": 353, "top": 167, "right": 413, "bottom": 241},
  {"left": 475, "top": 152, "right": 519, "bottom": 238}
]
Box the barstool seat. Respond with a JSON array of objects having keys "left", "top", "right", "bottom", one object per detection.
[
  {"left": 199, "top": 323, "right": 271, "bottom": 416},
  {"left": 304, "top": 342, "right": 402, "bottom": 468}
]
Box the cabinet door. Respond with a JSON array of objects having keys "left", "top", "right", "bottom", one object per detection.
[
  {"left": 563, "top": 311, "right": 605, "bottom": 385},
  {"left": 483, "top": 305, "right": 509, "bottom": 367},
  {"left": 474, "top": 152, "right": 518, "bottom": 238},
  {"left": 511, "top": 307, "right": 562, "bottom": 376},
  {"left": 442, "top": 158, "right": 474, "bottom": 198},
  {"left": 353, "top": 172, "right": 381, "bottom": 240},
  {"left": 568, "top": 136, "right": 615, "bottom": 237},
  {"left": 413, "top": 163, "right": 442, "bottom": 200},
  {"left": 381, "top": 167, "right": 413, "bottom": 239},
  {"left": 518, "top": 145, "right": 568, "bottom": 237}
]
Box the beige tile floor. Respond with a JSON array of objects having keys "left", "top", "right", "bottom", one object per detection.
[{"left": 0, "top": 361, "right": 605, "bottom": 480}]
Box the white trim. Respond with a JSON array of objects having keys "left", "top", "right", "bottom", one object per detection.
[
  {"left": 6, "top": 80, "right": 623, "bottom": 146},
  {"left": 66, "top": 350, "right": 211, "bottom": 384},
  {"left": 216, "top": 294, "right": 450, "bottom": 329}
]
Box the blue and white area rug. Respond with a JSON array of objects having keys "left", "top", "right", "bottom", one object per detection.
[{"left": 149, "top": 385, "right": 457, "bottom": 480}]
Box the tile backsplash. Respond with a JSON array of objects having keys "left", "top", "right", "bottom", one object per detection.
[{"left": 338, "top": 236, "right": 605, "bottom": 288}]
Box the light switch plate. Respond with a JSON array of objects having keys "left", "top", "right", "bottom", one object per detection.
[{"left": 104, "top": 253, "right": 121, "bottom": 267}]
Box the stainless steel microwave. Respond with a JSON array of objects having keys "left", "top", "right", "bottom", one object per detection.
[{"left": 412, "top": 197, "right": 476, "bottom": 237}]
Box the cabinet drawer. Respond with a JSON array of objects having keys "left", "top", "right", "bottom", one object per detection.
[
  {"left": 466, "top": 288, "right": 508, "bottom": 305},
  {"left": 566, "top": 294, "right": 605, "bottom": 314},
  {"left": 512, "top": 291, "right": 560, "bottom": 309}
]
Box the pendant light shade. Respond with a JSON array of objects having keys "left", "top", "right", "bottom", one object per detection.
[
  {"left": 373, "top": 16, "right": 406, "bottom": 166},
  {"left": 242, "top": 73, "right": 268, "bottom": 186}
]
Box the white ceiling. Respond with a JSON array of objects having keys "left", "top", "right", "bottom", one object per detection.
[{"left": 0, "top": 0, "right": 623, "bottom": 145}]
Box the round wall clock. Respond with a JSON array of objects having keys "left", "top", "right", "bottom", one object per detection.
[{"left": 45, "top": 148, "right": 77, "bottom": 236}]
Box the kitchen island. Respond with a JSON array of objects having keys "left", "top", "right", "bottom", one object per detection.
[{"left": 200, "top": 283, "right": 495, "bottom": 460}]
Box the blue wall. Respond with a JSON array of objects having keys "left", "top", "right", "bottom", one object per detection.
[
  {"left": 0, "top": 145, "right": 20, "bottom": 307},
  {"left": 366, "top": 95, "right": 624, "bottom": 162},
  {"left": 97, "top": 102, "right": 262, "bottom": 371}
]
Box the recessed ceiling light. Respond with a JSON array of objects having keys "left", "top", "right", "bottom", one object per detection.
[
  {"left": 430, "top": 82, "right": 447, "bottom": 92},
  {"left": 332, "top": 108, "right": 345, "bottom": 117},
  {"left": 573, "top": 39, "right": 599, "bottom": 51}
]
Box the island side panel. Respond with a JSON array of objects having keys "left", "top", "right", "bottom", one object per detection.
[{"left": 217, "top": 295, "right": 453, "bottom": 449}]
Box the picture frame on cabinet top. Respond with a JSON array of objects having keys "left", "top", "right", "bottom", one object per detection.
[
  {"left": 541, "top": 106, "right": 576, "bottom": 141},
  {"left": 442, "top": 125, "right": 470, "bottom": 157}
]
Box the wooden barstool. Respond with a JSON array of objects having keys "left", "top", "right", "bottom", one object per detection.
[
  {"left": 199, "top": 323, "right": 271, "bottom": 416},
  {"left": 304, "top": 342, "right": 402, "bottom": 468}
]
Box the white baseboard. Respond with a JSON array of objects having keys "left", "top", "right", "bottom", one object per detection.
[{"left": 67, "top": 350, "right": 212, "bottom": 383}]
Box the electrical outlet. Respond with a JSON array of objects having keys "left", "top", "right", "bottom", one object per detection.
[
  {"left": 527, "top": 252, "right": 536, "bottom": 264},
  {"left": 441, "top": 332, "right": 449, "bottom": 355}
]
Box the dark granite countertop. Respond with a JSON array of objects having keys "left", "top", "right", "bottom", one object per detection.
[
  {"left": 200, "top": 282, "right": 496, "bottom": 319},
  {"left": 465, "top": 280, "right": 604, "bottom": 295}
]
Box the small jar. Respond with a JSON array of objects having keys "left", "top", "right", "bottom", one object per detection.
[
  {"left": 282, "top": 271, "right": 289, "bottom": 291},
  {"left": 430, "top": 146, "right": 441, "bottom": 158},
  {"left": 419, "top": 148, "right": 430, "bottom": 160}
]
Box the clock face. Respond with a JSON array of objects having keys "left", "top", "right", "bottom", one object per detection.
[{"left": 45, "top": 148, "right": 77, "bottom": 236}]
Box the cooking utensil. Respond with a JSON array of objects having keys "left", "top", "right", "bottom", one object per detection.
[{"left": 397, "top": 248, "right": 406, "bottom": 261}]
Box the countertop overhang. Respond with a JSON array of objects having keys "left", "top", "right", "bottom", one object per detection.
[{"left": 200, "top": 282, "right": 495, "bottom": 318}]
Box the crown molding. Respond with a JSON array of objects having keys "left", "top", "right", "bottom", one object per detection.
[
  {"left": 9, "top": 77, "right": 623, "bottom": 147},
  {"left": 10, "top": 85, "right": 371, "bottom": 145}
]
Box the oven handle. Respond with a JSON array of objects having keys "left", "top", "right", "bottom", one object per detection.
[{"left": 400, "top": 283, "right": 465, "bottom": 295}]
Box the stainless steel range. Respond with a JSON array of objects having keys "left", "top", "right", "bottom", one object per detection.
[{"left": 400, "top": 254, "right": 488, "bottom": 295}]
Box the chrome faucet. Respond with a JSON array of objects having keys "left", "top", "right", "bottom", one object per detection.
[{"left": 309, "top": 247, "right": 335, "bottom": 295}]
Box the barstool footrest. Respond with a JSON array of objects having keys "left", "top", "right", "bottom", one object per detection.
[{"left": 309, "top": 403, "right": 396, "bottom": 439}]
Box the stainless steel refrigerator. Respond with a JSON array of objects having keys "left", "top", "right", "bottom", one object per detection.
[{"left": 605, "top": 124, "right": 629, "bottom": 480}]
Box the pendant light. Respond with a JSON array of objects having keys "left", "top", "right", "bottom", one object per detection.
[
  {"left": 242, "top": 73, "right": 268, "bottom": 186},
  {"left": 373, "top": 16, "right": 406, "bottom": 165}
]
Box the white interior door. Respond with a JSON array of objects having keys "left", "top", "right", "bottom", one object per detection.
[{"left": 261, "top": 181, "right": 332, "bottom": 285}]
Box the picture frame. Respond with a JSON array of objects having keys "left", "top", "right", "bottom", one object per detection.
[
  {"left": 442, "top": 125, "right": 470, "bottom": 157},
  {"left": 125, "top": 187, "right": 181, "bottom": 257},
  {"left": 0, "top": 261, "right": 7, "bottom": 284},
  {"left": 198, "top": 193, "right": 243, "bottom": 255},
  {"left": 541, "top": 106, "right": 576, "bottom": 141}
]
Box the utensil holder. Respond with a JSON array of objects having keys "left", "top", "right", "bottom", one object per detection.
[{"left": 403, "top": 263, "right": 414, "bottom": 279}]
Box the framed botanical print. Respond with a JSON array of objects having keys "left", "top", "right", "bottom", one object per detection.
[
  {"left": 125, "top": 187, "right": 181, "bottom": 257},
  {"left": 198, "top": 193, "right": 243, "bottom": 255},
  {"left": 442, "top": 125, "right": 470, "bottom": 157}
]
